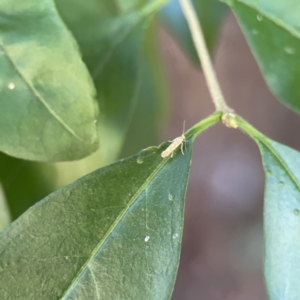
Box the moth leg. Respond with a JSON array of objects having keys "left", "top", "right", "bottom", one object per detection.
[
  {"left": 171, "top": 151, "right": 174, "bottom": 158},
  {"left": 181, "top": 143, "right": 184, "bottom": 155}
]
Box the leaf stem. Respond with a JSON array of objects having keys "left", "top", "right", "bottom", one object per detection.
[
  {"left": 179, "top": 0, "right": 233, "bottom": 114},
  {"left": 185, "top": 111, "right": 222, "bottom": 139},
  {"left": 235, "top": 116, "right": 268, "bottom": 143}
]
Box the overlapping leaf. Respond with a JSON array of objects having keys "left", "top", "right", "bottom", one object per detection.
[
  {"left": 222, "top": 0, "right": 300, "bottom": 113},
  {"left": 55, "top": 0, "right": 168, "bottom": 164},
  {"left": 0, "top": 0, "right": 98, "bottom": 161},
  {"left": 49, "top": 5, "right": 169, "bottom": 190},
  {"left": 161, "top": 0, "right": 227, "bottom": 64}
]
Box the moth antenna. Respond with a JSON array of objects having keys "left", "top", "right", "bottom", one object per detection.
[{"left": 182, "top": 120, "right": 186, "bottom": 135}]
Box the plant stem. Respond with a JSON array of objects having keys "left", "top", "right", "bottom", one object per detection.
[
  {"left": 235, "top": 116, "right": 267, "bottom": 142},
  {"left": 179, "top": 0, "right": 232, "bottom": 114},
  {"left": 185, "top": 111, "right": 221, "bottom": 139}
]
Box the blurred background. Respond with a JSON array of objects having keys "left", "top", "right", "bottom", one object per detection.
[
  {"left": 2, "top": 1, "right": 300, "bottom": 299},
  {"left": 160, "top": 10, "right": 300, "bottom": 300}
]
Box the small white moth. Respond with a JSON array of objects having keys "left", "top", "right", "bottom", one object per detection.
[{"left": 161, "top": 121, "right": 186, "bottom": 158}]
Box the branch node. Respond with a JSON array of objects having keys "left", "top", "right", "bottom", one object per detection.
[{"left": 222, "top": 113, "right": 239, "bottom": 129}]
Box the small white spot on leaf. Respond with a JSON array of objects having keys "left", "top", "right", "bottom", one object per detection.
[
  {"left": 137, "top": 157, "right": 144, "bottom": 164},
  {"left": 284, "top": 46, "right": 295, "bottom": 55},
  {"left": 144, "top": 236, "right": 150, "bottom": 242},
  {"left": 256, "top": 14, "right": 263, "bottom": 21},
  {"left": 172, "top": 233, "right": 179, "bottom": 239},
  {"left": 168, "top": 193, "right": 175, "bottom": 201},
  {"left": 8, "top": 82, "right": 15, "bottom": 90}
]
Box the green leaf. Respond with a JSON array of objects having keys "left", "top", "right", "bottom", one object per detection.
[
  {"left": 260, "top": 141, "right": 300, "bottom": 300},
  {"left": 0, "top": 183, "right": 11, "bottom": 232},
  {"left": 50, "top": 6, "right": 169, "bottom": 188},
  {"left": 121, "top": 20, "right": 169, "bottom": 157},
  {"left": 0, "top": 152, "right": 57, "bottom": 220},
  {"left": 0, "top": 0, "right": 99, "bottom": 161},
  {"left": 221, "top": 0, "right": 300, "bottom": 113},
  {"left": 55, "top": 0, "right": 167, "bottom": 164},
  {"left": 0, "top": 113, "right": 220, "bottom": 300},
  {"left": 160, "top": 0, "right": 228, "bottom": 64},
  {"left": 238, "top": 118, "right": 300, "bottom": 300},
  {"left": 43, "top": 20, "right": 168, "bottom": 191}
]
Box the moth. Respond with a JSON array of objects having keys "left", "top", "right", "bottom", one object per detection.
[{"left": 161, "top": 121, "right": 186, "bottom": 158}]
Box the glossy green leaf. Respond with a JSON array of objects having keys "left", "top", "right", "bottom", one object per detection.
[
  {"left": 222, "top": 0, "right": 300, "bottom": 113},
  {"left": 49, "top": 20, "right": 169, "bottom": 190},
  {"left": 238, "top": 118, "right": 300, "bottom": 300},
  {"left": 0, "top": 152, "right": 57, "bottom": 220},
  {"left": 0, "top": 183, "right": 11, "bottom": 232},
  {"left": 161, "top": 0, "right": 227, "bottom": 64},
  {"left": 51, "top": 58, "right": 166, "bottom": 188},
  {"left": 0, "top": 0, "right": 98, "bottom": 161},
  {"left": 260, "top": 141, "right": 300, "bottom": 300},
  {"left": 0, "top": 113, "right": 220, "bottom": 300},
  {"left": 55, "top": 0, "right": 167, "bottom": 164}
]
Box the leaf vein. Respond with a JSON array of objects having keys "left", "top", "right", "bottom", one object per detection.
[
  {"left": 89, "top": 266, "right": 100, "bottom": 300},
  {"left": 260, "top": 140, "right": 300, "bottom": 194},
  {"left": 60, "top": 155, "right": 170, "bottom": 299},
  {"left": 0, "top": 43, "right": 83, "bottom": 142}
]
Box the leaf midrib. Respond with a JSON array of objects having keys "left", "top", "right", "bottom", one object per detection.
[
  {"left": 0, "top": 43, "right": 83, "bottom": 142},
  {"left": 233, "top": 0, "right": 300, "bottom": 40},
  {"left": 235, "top": 116, "right": 300, "bottom": 195},
  {"left": 60, "top": 155, "right": 170, "bottom": 299}
]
